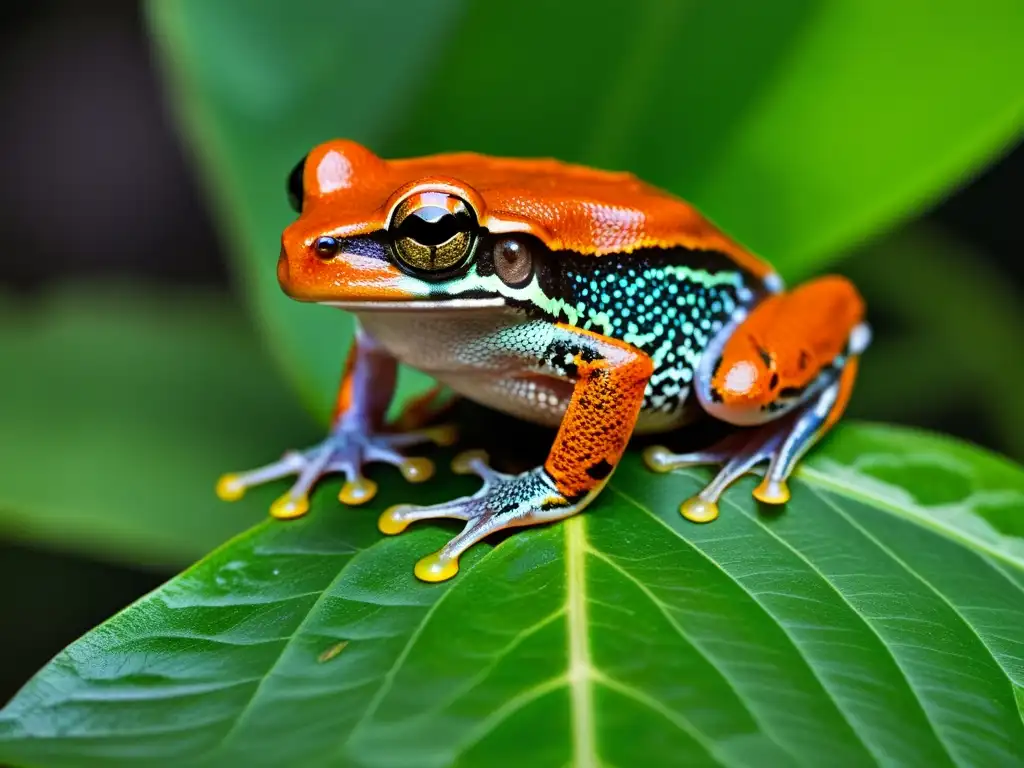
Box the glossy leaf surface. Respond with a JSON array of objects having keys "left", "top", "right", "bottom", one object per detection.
[
  {"left": 0, "top": 284, "right": 317, "bottom": 568},
  {"left": 2, "top": 423, "right": 1022, "bottom": 767},
  {"left": 145, "top": 0, "right": 1024, "bottom": 421}
]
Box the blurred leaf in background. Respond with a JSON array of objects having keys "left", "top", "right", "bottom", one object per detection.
[
  {"left": 846, "top": 223, "right": 1024, "bottom": 461},
  {"left": 0, "top": 285, "right": 317, "bottom": 569}
]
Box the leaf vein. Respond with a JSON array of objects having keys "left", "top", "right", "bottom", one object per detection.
[
  {"left": 608, "top": 484, "right": 881, "bottom": 767},
  {"left": 585, "top": 544, "right": 799, "bottom": 764}
]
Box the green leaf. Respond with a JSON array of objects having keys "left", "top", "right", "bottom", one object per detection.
[
  {"left": 145, "top": 0, "right": 1024, "bottom": 418},
  {"left": 144, "top": 0, "right": 464, "bottom": 422},
  {"left": 3, "top": 423, "right": 1022, "bottom": 767},
  {"left": 0, "top": 283, "right": 317, "bottom": 568}
]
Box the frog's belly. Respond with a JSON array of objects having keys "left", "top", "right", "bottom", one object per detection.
[{"left": 355, "top": 308, "right": 692, "bottom": 434}]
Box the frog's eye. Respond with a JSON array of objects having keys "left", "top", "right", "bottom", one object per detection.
[
  {"left": 286, "top": 154, "right": 307, "bottom": 213},
  {"left": 493, "top": 237, "right": 534, "bottom": 287},
  {"left": 389, "top": 191, "right": 478, "bottom": 275}
]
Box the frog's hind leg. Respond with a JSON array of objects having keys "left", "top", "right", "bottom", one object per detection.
[
  {"left": 645, "top": 275, "right": 870, "bottom": 522},
  {"left": 643, "top": 429, "right": 783, "bottom": 522},
  {"left": 751, "top": 355, "right": 860, "bottom": 504},
  {"left": 645, "top": 360, "right": 859, "bottom": 522}
]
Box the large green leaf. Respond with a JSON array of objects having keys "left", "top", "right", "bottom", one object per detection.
[
  {"left": 0, "top": 284, "right": 317, "bottom": 569},
  {"left": 2, "top": 423, "right": 1022, "bottom": 767},
  {"left": 144, "top": 0, "right": 463, "bottom": 422},
  {"left": 144, "top": 0, "right": 1024, "bottom": 421}
]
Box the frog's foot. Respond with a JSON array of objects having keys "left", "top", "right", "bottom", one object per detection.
[
  {"left": 216, "top": 423, "right": 457, "bottom": 520},
  {"left": 644, "top": 371, "right": 850, "bottom": 523},
  {"left": 643, "top": 427, "right": 787, "bottom": 523},
  {"left": 378, "top": 451, "right": 582, "bottom": 583}
]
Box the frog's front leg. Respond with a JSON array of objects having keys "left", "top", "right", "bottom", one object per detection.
[
  {"left": 216, "top": 324, "right": 455, "bottom": 518},
  {"left": 645, "top": 275, "right": 870, "bottom": 522},
  {"left": 379, "top": 324, "right": 653, "bottom": 583}
]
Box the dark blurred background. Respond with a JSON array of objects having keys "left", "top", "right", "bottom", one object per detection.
[{"left": 1, "top": 1, "right": 1021, "bottom": 703}]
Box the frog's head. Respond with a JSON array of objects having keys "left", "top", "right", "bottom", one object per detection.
[
  {"left": 277, "top": 139, "right": 764, "bottom": 312},
  {"left": 278, "top": 140, "right": 497, "bottom": 309}
]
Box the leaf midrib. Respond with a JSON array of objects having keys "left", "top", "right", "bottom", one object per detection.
[{"left": 566, "top": 518, "right": 598, "bottom": 768}]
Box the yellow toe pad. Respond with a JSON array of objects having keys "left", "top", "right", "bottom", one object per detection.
[
  {"left": 378, "top": 505, "right": 412, "bottom": 535},
  {"left": 451, "top": 450, "right": 489, "bottom": 475},
  {"left": 216, "top": 474, "right": 245, "bottom": 502},
  {"left": 414, "top": 552, "right": 459, "bottom": 583},
  {"left": 753, "top": 479, "right": 791, "bottom": 505},
  {"left": 400, "top": 457, "right": 435, "bottom": 484},
  {"left": 270, "top": 493, "right": 309, "bottom": 520},
  {"left": 339, "top": 477, "right": 378, "bottom": 506},
  {"left": 680, "top": 497, "right": 719, "bottom": 523},
  {"left": 642, "top": 446, "right": 674, "bottom": 473}
]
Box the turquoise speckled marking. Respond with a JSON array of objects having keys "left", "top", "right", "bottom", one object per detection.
[{"left": 418, "top": 242, "right": 765, "bottom": 416}]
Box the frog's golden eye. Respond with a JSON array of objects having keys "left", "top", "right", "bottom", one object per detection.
[{"left": 390, "top": 191, "right": 478, "bottom": 274}]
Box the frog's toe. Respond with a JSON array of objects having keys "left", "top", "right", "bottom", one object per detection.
[
  {"left": 216, "top": 425, "right": 448, "bottom": 517},
  {"left": 752, "top": 477, "right": 791, "bottom": 505},
  {"left": 644, "top": 429, "right": 786, "bottom": 523},
  {"left": 216, "top": 450, "right": 309, "bottom": 505},
  {"left": 380, "top": 466, "right": 580, "bottom": 583}
]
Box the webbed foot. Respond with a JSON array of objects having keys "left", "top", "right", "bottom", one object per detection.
[
  {"left": 644, "top": 426, "right": 789, "bottom": 523},
  {"left": 644, "top": 371, "right": 849, "bottom": 522},
  {"left": 378, "top": 451, "right": 582, "bottom": 583},
  {"left": 216, "top": 423, "right": 457, "bottom": 519}
]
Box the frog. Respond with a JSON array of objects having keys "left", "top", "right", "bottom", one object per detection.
[{"left": 217, "top": 139, "right": 870, "bottom": 583}]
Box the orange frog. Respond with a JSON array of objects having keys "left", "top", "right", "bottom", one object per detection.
[{"left": 217, "top": 140, "right": 870, "bottom": 582}]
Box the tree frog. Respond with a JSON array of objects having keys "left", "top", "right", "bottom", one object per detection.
[{"left": 217, "top": 140, "right": 870, "bottom": 583}]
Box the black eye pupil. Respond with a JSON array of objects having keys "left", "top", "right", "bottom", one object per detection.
[
  {"left": 314, "top": 236, "right": 339, "bottom": 257},
  {"left": 396, "top": 206, "right": 471, "bottom": 246},
  {"left": 287, "top": 154, "right": 307, "bottom": 213}
]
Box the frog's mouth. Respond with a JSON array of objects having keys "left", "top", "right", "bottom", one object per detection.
[{"left": 319, "top": 298, "right": 508, "bottom": 312}]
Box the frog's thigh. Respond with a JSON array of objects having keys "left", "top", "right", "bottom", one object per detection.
[{"left": 380, "top": 323, "right": 653, "bottom": 583}]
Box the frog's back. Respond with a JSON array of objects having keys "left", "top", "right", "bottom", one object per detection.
[{"left": 301, "top": 140, "right": 775, "bottom": 278}]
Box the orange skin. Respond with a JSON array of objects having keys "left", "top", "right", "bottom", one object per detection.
[
  {"left": 543, "top": 326, "right": 654, "bottom": 500},
  {"left": 711, "top": 276, "right": 866, "bottom": 413},
  {"left": 277, "top": 138, "right": 773, "bottom": 304}
]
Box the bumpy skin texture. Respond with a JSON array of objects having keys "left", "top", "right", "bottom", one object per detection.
[
  {"left": 541, "top": 325, "right": 653, "bottom": 501},
  {"left": 286, "top": 139, "right": 772, "bottom": 262},
  {"left": 218, "top": 140, "right": 869, "bottom": 582}
]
